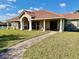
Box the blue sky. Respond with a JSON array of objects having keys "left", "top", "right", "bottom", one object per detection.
[{"left": 0, "top": 0, "right": 79, "bottom": 21}]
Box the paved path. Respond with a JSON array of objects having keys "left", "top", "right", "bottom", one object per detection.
[{"left": 0, "top": 31, "right": 57, "bottom": 59}]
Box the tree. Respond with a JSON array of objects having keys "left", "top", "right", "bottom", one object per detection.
[{"left": 74, "top": 10, "right": 79, "bottom": 13}]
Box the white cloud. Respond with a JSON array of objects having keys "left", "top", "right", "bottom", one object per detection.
[
  {"left": 33, "top": 8, "right": 41, "bottom": 11},
  {"left": 18, "top": 9, "right": 24, "bottom": 14},
  {"left": 18, "top": 7, "right": 43, "bottom": 14},
  {"left": 0, "top": 4, "right": 15, "bottom": 10},
  {"left": 59, "top": 3, "right": 66, "bottom": 7},
  {"left": 18, "top": 9, "right": 33, "bottom": 14},
  {"left": 29, "top": 7, "right": 33, "bottom": 10},
  {"left": 7, "top": 0, "right": 16, "bottom": 2},
  {"left": 0, "top": 4, "right": 8, "bottom": 10},
  {"left": 6, "top": 13, "right": 17, "bottom": 17},
  {"left": 29, "top": 7, "right": 43, "bottom": 11},
  {"left": 0, "top": 13, "right": 18, "bottom": 21}
]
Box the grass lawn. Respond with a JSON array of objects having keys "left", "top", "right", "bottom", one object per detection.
[
  {"left": 24, "top": 32, "right": 79, "bottom": 59},
  {"left": 0, "top": 29, "right": 47, "bottom": 51}
]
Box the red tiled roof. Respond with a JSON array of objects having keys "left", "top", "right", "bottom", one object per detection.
[
  {"left": 26, "top": 10, "right": 64, "bottom": 20},
  {"left": 9, "top": 10, "right": 64, "bottom": 21},
  {"left": 9, "top": 10, "right": 79, "bottom": 22},
  {"left": 64, "top": 13, "right": 79, "bottom": 19},
  {"left": 9, "top": 17, "right": 19, "bottom": 22}
]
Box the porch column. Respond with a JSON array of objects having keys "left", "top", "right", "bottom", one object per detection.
[
  {"left": 16, "top": 22, "right": 19, "bottom": 29},
  {"left": 7, "top": 22, "right": 9, "bottom": 29},
  {"left": 62, "top": 20, "right": 65, "bottom": 31},
  {"left": 20, "top": 19, "right": 23, "bottom": 30},
  {"left": 59, "top": 19, "right": 63, "bottom": 32},
  {"left": 43, "top": 20, "right": 46, "bottom": 31},
  {"left": 29, "top": 20, "right": 32, "bottom": 31}
]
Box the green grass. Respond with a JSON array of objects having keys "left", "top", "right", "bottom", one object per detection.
[
  {"left": 24, "top": 32, "right": 79, "bottom": 59},
  {"left": 0, "top": 29, "right": 47, "bottom": 51}
]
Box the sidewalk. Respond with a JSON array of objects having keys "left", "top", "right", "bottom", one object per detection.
[{"left": 0, "top": 31, "right": 57, "bottom": 59}]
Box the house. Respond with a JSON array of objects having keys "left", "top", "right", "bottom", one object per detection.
[
  {"left": 0, "top": 22, "right": 7, "bottom": 29},
  {"left": 8, "top": 10, "right": 79, "bottom": 32}
]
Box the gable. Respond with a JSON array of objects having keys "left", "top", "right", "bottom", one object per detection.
[{"left": 20, "top": 12, "right": 31, "bottom": 21}]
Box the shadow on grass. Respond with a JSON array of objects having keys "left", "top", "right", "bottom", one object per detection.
[{"left": 0, "top": 35, "right": 25, "bottom": 52}]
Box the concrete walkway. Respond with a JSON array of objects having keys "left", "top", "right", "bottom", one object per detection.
[{"left": 0, "top": 31, "right": 57, "bottom": 59}]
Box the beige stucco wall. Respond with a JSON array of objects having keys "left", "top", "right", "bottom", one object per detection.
[
  {"left": 20, "top": 13, "right": 31, "bottom": 30},
  {"left": 39, "top": 20, "right": 60, "bottom": 30},
  {"left": 11, "top": 22, "right": 19, "bottom": 29},
  {"left": 66, "top": 20, "right": 78, "bottom": 31},
  {"left": 39, "top": 20, "right": 50, "bottom": 30},
  {"left": 66, "top": 20, "right": 77, "bottom": 26},
  {"left": 71, "top": 21, "right": 77, "bottom": 27},
  {"left": 20, "top": 13, "right": 31, "bottom": 21},
  {"left": 45, "top": 20, "right": 60, "bottom": 31},
  {"left": 39, "top": 20, "right": 43, "bottom": 30},
  {"left": 39, "top": 20, "right": 60, "bottom": 31}
]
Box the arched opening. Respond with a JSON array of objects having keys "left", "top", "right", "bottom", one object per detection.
[
  {"left": 20, "top": 17, "right": 40, "bottom": 31},
  {"left": 21, "top": 17, "right": 29, "bottom": 29}
]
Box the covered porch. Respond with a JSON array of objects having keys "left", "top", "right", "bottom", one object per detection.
[{"left": 20, "top": 17, "right": 65, "bottom": 32}]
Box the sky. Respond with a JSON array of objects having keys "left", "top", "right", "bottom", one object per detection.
[{"left": 0, "top": 0, "right": 79, "bottom": 21}]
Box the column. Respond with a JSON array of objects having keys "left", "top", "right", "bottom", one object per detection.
[
  {"left": 62, "top": 20, "right": 65, "bottom": 31},
  {"left": 59, "top": 19, "right": 63, "bottom": 32},
  {"left": 43, "top": 20, "right": 46, "bottom": 31},
  {"left": 17, "top": 22, "right": 19, "bottom": 29},
  {"left": 20, "top": 20, "right": 23, "bottom": 30},
  {"left": 7, "top": 22, "right": 9, "bottom": 29},
  {"left": 29, "top": 20, "right": 32, "bottom": 31}
]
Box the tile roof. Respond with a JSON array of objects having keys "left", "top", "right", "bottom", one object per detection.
[
  {"left": 9, "top": 17, "right": 19, "bottom": 22},
  {"left": 26, "top": 10, "right": 64, "bottom": 20},
  {"left": 64, "top": 13, "right": 79, "bottom": 19},
  {"left": 9, "top": 10, "right": 79, "bottom": 22}
]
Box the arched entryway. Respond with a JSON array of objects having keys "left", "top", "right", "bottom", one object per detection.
[
  {"left": 20, "top": 17, "right": 40, "bottom": 31},
  {"left": 22, "top": 17, "right": 29, "bottom": 29},
  {"left": 20, "top": 17, "right": 29, "bottom": 30}
]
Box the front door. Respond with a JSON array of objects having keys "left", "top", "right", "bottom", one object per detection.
[{"left": 50, "top": 21, "right": 57, "bottom": 31}]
